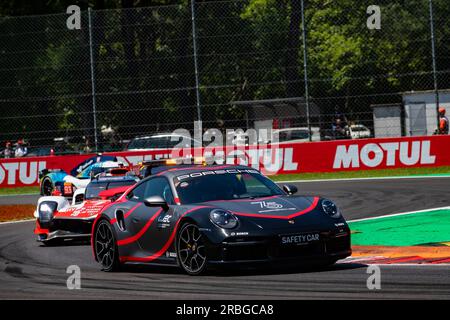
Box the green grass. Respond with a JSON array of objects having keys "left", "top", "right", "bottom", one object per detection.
[
  {"left": 0, "top": 186, "right": 39, "bottom": 196},
  {"left": 349, "top": 209, "right": 450, "bottom": 246},
  {"left": 270, "top": 166, "right": 450, "bottom": 182}
]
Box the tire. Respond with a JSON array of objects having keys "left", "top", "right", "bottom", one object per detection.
[
  {"left": 177, "top": 223, "right": 208, "bottom": 275},
  {"left": 94, "top": 220, "right": 120, "bottom": 272},
  {"left": 41, "top": 177, "right": 54, "bottom": 196}
]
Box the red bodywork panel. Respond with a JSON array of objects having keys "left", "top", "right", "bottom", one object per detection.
[
  {"left": 98, "top": 185, "right": 131, "bottom": 200},
  {"left": 54, "top": 200, "right": 112, "bottom": 219},
  {"left": 34, "top": 220, "right": 49, "bottom": 235},
  {"left": 33, "top": 200, "right": 112, "bottom": 235}
]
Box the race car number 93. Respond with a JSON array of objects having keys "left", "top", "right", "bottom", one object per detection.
[{"left": 220, "top": 304, "right": 274, "bottom": 316}]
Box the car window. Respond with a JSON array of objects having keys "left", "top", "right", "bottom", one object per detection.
[
  {"left": 145, "top": 137, "right": 168, "bottom": 149},
  {"left": 290, "top": 130, "right": 309, "bottom": 140},
  {"left": 174, "top": 171, "right": 283, "bottom": 204},
  {"left": 127, "top": 139, "right": 144, "bottom": 149},
  {"left": 166, "top": 136, "right": 183, "bottom": 148},
  {"left": 128, "top": 135, "right": 199, "bottom": 150},
  {"left": 85, "top": 182, "right": 108, "bottom": 200},
  {"left": 127, "top": 177, "right": 174, "bottom": 204},
  {"left": 278, "top": 130, "right": 309, "bottom": 142},
  {"left": 167, "top": 136, "right": 199, "bottom": 148},
  {"left": 278, "top": 132, "right": 289, "bottom": 142},
  {"left": 127, "top": 182, "right": 146, "bottom": 202},
  {"left": 128, "top": 137, "right": 166, "bottom": 150}
]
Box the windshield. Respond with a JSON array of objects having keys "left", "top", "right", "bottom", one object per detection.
[
  {"left": 132, "top": 137, "right": 170, "bottom": 149},
  {"left": 128, "top": 135, "right": 197, "bottom": 150},
  {"left": 277, "top": 130, "right": 310, "bottom": 142},
  {"left": 85, "top": 180, "right": 136, "bottom": 200},
  {"left": 174, "top": 170, "right": 284, "bottom": 204}
]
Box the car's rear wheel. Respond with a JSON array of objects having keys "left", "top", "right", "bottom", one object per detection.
[
  {"left": 94, "top": 220, "right": 120, "bottom": 272},
  {"left": 177, "top": 223, "right": 207, "bottom": 275},
  {"left": 41, "top": 177, "right": 54, "bottom": 196}
]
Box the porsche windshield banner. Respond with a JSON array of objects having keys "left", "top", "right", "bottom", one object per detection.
[{"left": 1, "top": 135, "right": 449, "bottom": 188}]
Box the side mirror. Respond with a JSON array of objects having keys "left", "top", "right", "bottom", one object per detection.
[
  {"left": 283, "top": 184, "right": 298, "bottom": 195},
  {"left": 144, "top": 195, "right": 169, "bottom": 210}
]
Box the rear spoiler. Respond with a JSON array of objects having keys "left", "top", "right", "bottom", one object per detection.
[
  {"left": 98, "top": 185, "right": 131, "bottom": 201},
  {"left": 96, "top": 167, "right": 131, "bottom": 178},
  {"left": 134, "top": 157, "right": 207, "bottom": 178},
  {"left": 39, "top": 168, "right": 64, "bottom": 180}
]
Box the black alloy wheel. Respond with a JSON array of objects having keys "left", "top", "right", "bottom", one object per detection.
[
  {"left": 95, "top": 220, "right": 120, "bottom": 272},
  {"left": 177, "top": 223, "right": 207, "bottom": 275}
]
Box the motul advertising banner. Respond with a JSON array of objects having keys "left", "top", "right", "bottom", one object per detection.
[{"left": 0, "top": 135, "right": 449, "bottom": 188}]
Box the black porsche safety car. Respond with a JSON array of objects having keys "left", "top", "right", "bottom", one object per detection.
[{"left": 92, "top": 165, "right": 351, "bottom": 275}]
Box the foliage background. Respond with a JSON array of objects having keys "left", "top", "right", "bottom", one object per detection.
[{"left": 0, "top": 0, "right": 449, "bottom": 149}]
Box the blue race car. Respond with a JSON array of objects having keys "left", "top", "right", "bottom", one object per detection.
[{"left": 39, "top": 155, "right": 129, "bottom": 197}]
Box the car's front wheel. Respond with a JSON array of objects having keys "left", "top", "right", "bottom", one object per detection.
[
  {"left": 177, "top": 223, "right": 208, "bottom": 275},
  {"left": 94, "top": 220, "right": 120, "bottom": 272}
]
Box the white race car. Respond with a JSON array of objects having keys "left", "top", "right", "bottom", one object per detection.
[
  {"left": 34, "top": 175, "right": 138, "bottom": 245},
  {"left": 39, "top": 160, "right": 130, "bottom": 197}
]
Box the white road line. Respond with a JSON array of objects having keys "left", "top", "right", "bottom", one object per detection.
[
  {"left": 339, "top": 258, "right": 450, "bottom": 267},
  {"left": 0, "top": 193, "right": 39, "bottom": 197},
  {"left": 348, "top": 206, "right": 450, "bottom": 223},
  {"left": 276, "top": 174, "right": 450, "bottom": 184},
  {"left": 0, "top": 218, "right": 34, "bottom": 225}
]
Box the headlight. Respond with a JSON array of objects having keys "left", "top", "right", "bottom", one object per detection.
[
  {"left": 38, "top": 201, "right": 57, "bottom": 223},
  {"left": 321, "top": 199, "right": 341, "bottom": 218},
  {"left": 209, "top": 209, "right": 238, "bottom": 229}
]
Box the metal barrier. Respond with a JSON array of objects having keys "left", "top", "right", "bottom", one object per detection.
[{"left": 1, "top": 135, "right": 449, "bottom": 188}]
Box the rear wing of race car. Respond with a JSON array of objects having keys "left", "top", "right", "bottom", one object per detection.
[
  {"left": 39, "top": 168, "right": 64, "bottom": 180},
  {"left": 132, "top": 157, "right": 207, "bottom": 178},
  {"left": 88, "top": 162, "right": 128, "bottom": 178},
  {"left": 94, "top": 166, "right": 130, "bottom": 178}
]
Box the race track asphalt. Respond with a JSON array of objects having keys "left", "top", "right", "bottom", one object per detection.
[
  {"left": 3, "top": 177, "right": 450, "bottom": 220},
  {"left": 0, "top": 177, "right": 449, "bottom": 299},
  {"left": 0, "top": 193, "right": 40, "bottom": 205}
]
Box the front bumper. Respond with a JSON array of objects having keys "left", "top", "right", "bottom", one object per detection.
[
  {"left": 205, "top": 230, "right": 351, "bottom": 265},
  {"left": 35, "top": 218, "right": 94, "bottom": 242}
]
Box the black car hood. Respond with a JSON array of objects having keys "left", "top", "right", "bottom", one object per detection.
[{"left": 207, "top": 195, "right": 320, "bottom": 220}]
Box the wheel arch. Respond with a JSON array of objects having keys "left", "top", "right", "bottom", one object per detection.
[{"left": 178, "top": 216, "right": 197, "bottom": 228}]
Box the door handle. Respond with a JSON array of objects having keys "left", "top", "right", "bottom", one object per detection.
[{"left": 132, "top": 217, "right": 140, "bottom": 223}]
